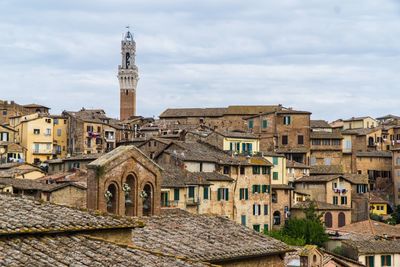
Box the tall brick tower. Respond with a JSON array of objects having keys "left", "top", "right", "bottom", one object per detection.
[{"left": 119, "top": 28, "right": 139, "bottom": 120}]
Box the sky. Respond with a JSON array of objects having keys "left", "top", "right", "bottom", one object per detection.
[{"left": 0, "top": 0, "right": 399, "bottom": 121}]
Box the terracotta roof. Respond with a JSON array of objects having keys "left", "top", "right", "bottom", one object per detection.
[
  {"left": 22, "top": 103, "right": 50, "bottom": 109},
  {"left": 63, "top": 153, "right": 104, "bottom": 161},
  {"left": 338, "top": 220, "right": 400, "bottom": 238},
  {"left": 343, "top": 116, "right": 373, "bottom": 122},
  {"left": 341, "top": 128, "right": 376, "bottom": 136},
  {"left": 343, "top": 238, "right": 400, "bottom": 254},
  {"left": 271, "top": 184, "right": 294, "bottom": 190},
  {"left": 310, "top": 120, "right": 331, "bottom": 129},
  {"left": 0, "top": 164, "right": 44, "bottom": 178},
  {"left": 0, "top": 194, "right": 140, "bottom": 235},
  {"left": 369, "top": 192, "right": 390, "bottom": 204},
  {"left": 292, "top": 200, "right": 350, "bottom": 210},
  {"left": 286, "top": 160, "right": 310, "bottom": 169},
  {"left": 310, "top": 131, "right": 342, "bottom": 139},
  {"left": 63, "top": 109, "right": 113, "bottom": 124},
  {"left": 160, "top": 108, "right": 226, "bottom": 118},
  {"left": 215, "top": 130, "right": 257, "bottom": 139},
  {"left": 310, "top": 165, "right": 343, "bottom": 175},
  {"left": 132, "top": 209, "right": 291, "bottom": 263},
  {"left": 0, "top": 177, "right": 86, "bottom": 191},
  {"left": 296, "top": 174, "right": 368, "bottom": 185},
  {"left": 191, "top": 172, "right": 234, "bottom": 182},
  {"left": 356, "top": 151, "right": 392, "bottom": 158},
  {"left": 161, "top": 165, "right": 212, "bottom": 188},
  {"left": 0, "top": 234, "right": 209, "bottom": 266}
]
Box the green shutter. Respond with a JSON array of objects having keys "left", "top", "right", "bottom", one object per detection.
[
  {"left": 203, "top": 186, "right": 209, "bottom": 200},
  {"left": 264, "top": 204, "right": 268, "bottom": 215},
  {"left": 217, "top": 188, "right": 221, "bottom": 201},
  {"left": 267, "top": 185, "right": 271, "bottom": 193},
  {"left": 263, "top": 224, "right": 268, "bottom": 234},
  {"left": 225, "top": 188, "right": 229, "bottom": 201},
  {"left": 174, "top": 188, "right": 180, "bottom": 201},
  {"left": 262, "top": 120, "right": 268, "bottom": 128},
  {"left": 387, "top": 255, "right": 391, "bottom": 266},
  {"left": 381, "top": 255, "right": 384, "bottom": 267},
  {"left": 249, "top": 120, "right": 254, "bottom": 129},
  {"left": 273, "top": 157, "right": 278, "bottom": 165},
  {"left": 245, "top": 188, "right": 249, "bottom": 200},
  {"left": 273, "top": 172, "right": 279, "bottom": 180},
  {"left": 262, "top": 185, "right": 267, "bottom": 193},
  {"left": 239, "top": 189, "right": 243, "bottom": 200},
  {"left": 252, "top": 185, "right": 256, "bottom": 193}
]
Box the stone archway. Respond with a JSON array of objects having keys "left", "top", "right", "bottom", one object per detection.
[
  {"left": 142, "top": 183, "right": 153, "bottom": 216},
  {"left": 324, "top": 212, "right": 333, "bottom": 228},
  {"left": 124, "top": 174, "right": 137, "bottom": 216},
  {"left": 106, "top": 183, "right": 118, "bottom": 214}
]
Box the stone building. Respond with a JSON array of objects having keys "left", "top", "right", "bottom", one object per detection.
[
  {"left": 246, "top": 108, "right": 311, "bottom": 164},
  {"left": 63, "top": 109, "right": 118, "bottom": 155},
  {"left": 393, "top": 148, "right": 400, "bottom": 205},
  {"left": 87, "top": 145, "right": 162, "bottom": 217},
  {"left": 293, "top": 174, "right": 369, "bottom": 228},
  {"left": 152, "top": 140, "right": 280, "bottom": 232},
  {"left": 159, "top": 105, "right": 283, "bottom": 131},
  {"left": 119, "top": 29, "right": 139, "bottom": 120},
  {"left": 0, "top": 100, "right": 35, "bottom": 124},
  {"left": 310, "top": 120, "right": 343, "bottom": 168}
]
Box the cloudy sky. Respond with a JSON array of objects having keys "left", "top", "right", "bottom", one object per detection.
[{"left": 1, "top": 0, "right": 399, "bottom": 121}]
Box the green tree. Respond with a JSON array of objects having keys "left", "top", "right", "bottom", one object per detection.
[
  {"left": 387, "top": 205, "right": 400, "bottom": 225},
  {"left": 267, "top": 201, "right": 328, "bottom": 247}
]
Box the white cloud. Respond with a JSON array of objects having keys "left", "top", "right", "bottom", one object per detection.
[{"left": 0, "top": 0, "right": 399, "bottom": 121}]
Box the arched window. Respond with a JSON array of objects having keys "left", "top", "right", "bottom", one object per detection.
[
  {"left": 106, "top": 183, "right": 118, "bottom": 214},
  {"left": 273, "top": 211, "right": 281, "bottom": 225},
  {"left": 324, "top": 212, "right": 333, "bottom": 228},
  {"left": 124, "top": 174, "right": 137, "bottom": 216},
  {"left": 142, "top": 183, "right": 153, "bottom": 216},
  {"left": 338, "top": 212, "right": 346, "bottom": 227},
  {"left": 126, "top": 52, "right": 131, "bottom": 67}
]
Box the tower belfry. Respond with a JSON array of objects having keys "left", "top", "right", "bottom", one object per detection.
[{"left": 119, "top": 27, "right": 138, "bottom": 120}]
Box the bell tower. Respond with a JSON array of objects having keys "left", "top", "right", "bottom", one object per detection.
[{"left": 119, "top": 28, "right": 139, "bottom": 120}]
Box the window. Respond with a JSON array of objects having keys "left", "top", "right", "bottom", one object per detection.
[
  {"left": 239, "top": 188, "right": 249, "bottom": 200},
  {"left": 272, "top": 157, "right": 278, "bottom": 165},
  {"left": 240, "top": 166, "right": 245, "bottom": 175},
  {"left": 2, "top": 110, "right": 7, "bottom": 116},
  {"left": 248, "top": 119, "right": 254, "bottom": 129},
  {"left": 332, "top": 139, "right": 340, "bottom": 145},
  {"left": 322, "top": 139, "right": 330, "bottom": 145},
  {"left": 310, "top": 157, "right": 316, "bottom": 165},
  {"left": 44, "top": 128, "right": 51, "bottom": 136},
  {"left": 203, "top": 186, "right": 209, "bottom": 200},
  {"left": 298, "top": 135, "right": 304, "bottom": 145},
  {"left": 188, "top": 186, "right": 195, "bottom": 199},
  {"left": 357, "top": 184, "right": 367, "bottom": 194},
  {"left": 174, "top": 188, "right": 180, "bottom": 201},
  {"left": 262, "top": 119, "right": 268, "bottom": 128},
  {"left": 272, "top": 190, "right": 277, "bottom": 203},
  {"left": 241, "top": 215, "right": 246, "bottom": 226},
  {"left": 345, "top": 140, "right": 352, "bottom": 149},
  {"left": 34, "top": 143, "right": 39, "bottom": 153},
  {"left": 262, "top": 184, "right": 270, "bottom": 193},
  {"left": 0, "top": 132, "right": 9, "bottom": 142},
  {"left": 365, "top": 256, "right": 374, "bottom": 267},
  {"left": 341, "top": 196, "right": 347, "bottom": 205},
  {"left": 283, "top": 116, "right": 291, "bottom": 125},
  {"left": 273, "top": 172, "right": 279, "bottom": 180},
  {"left": 252, "top": 184, "right": 261, "bottom": 194},
  {"left": 261, "top": 166, "right": 268, "bottom": 175},
  {"left": 252, "top": 166, "right": 260, "bottom": 175},
  {"left": 87, "top": 125, "right": 93, "bottom": 132},
  {"left": 333, "top": 196, "right": 338, "bottom": 205},
  {"left": 53, "top": 118, "right": 59, "bottom": 125},
  {"left": 282, "top": 135, "right": 288, "bottom": 145},
  {"left": 324, "top": 158, "right": 331, "bottom": 165},
  {"left": 253, "top": 204, "right": 261, "bottom": 216},
  {"left": 223, "top": 166, "right": 230, "bottom": 175},
  {"left": 199, "top": 162, "right": 203, "bottom": 172},
  {"left": 396, "top": 157, "right": 400, "bottom": 166},
  {"left": 217, "top": 188, "right": 229, "bottom": 201},
  {"left": 33, "top": 129, "right": 40, "bottom": 135},
  {"left": 253, "top": 224, "right": 260, "bottom": 232},
  {"left": 57, "top": 129, "right": 62, "bottom": 137},
  {"left": 264, "top": 204, "right": 269, "bottom": 215}
]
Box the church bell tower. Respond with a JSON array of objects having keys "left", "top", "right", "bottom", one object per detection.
[{"left": 119, "top": 28, "right": 138, "bottom": 120}]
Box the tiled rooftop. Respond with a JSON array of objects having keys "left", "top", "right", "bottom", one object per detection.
[
  {"left": 292, "top": 200, "right": 350, "bottom": 210},
  {"left": 310, "top": 165, "right": 343, "bottom": 175},
  {"left": 338, "top": 220, "right": 400, "bottom": 238},
  {"left": 0, "top": 194, "right": 139, "bottom": 235},
  {"left": 132, "top": 209, "right": 291, "bottom": 263},
  {"left": 0, "top": 234, "right": 210, "bottom": 267}
]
